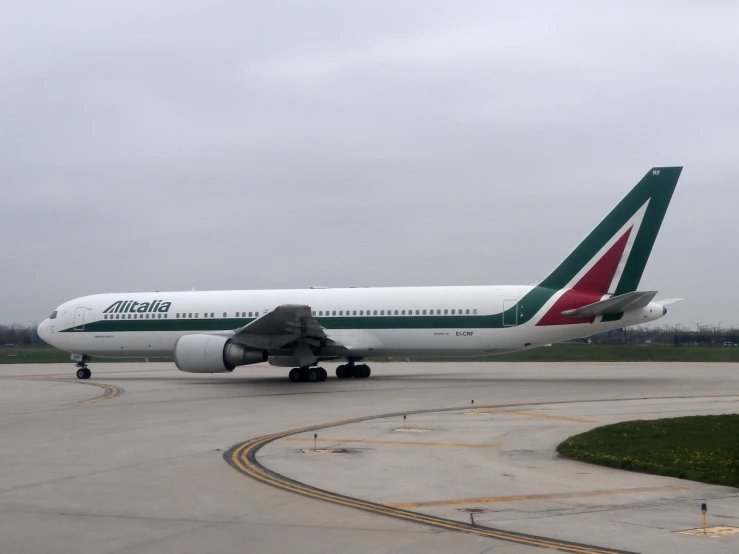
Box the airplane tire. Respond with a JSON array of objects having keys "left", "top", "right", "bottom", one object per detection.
[
  {"left": 317, "top": 367, "right": 327, "bottom": 382},
  {"left": 289, "top": 368, "right": 302, "bottom": 382},
  {"left": 307, "top": 368, "right": 320, "bottom": 383},
  {"left": 353, "top": 364, "right": 370, "bottom": 379},
  {"left": 76, "top": 367, "right": 91, "bottom": 380},
  {"left": 335, "top": 365, "right": 351, "bottom": 379}
]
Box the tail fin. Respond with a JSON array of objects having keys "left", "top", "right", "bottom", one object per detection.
[
  {"left": 540, "top": 167, "right": 681, "bottom": 295},
  {"left": 518, "top": 167, "right": 681, "bottom": 326}
]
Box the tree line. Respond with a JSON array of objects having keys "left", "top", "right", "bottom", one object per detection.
[{"left": 0, "top": 324, "right": 39, "bottom": 346}]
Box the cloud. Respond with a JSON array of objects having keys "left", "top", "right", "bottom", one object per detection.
[{"left": 2, "top": 1, "right": 738, "bottom": 327}]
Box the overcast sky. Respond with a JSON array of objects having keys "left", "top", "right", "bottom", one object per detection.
[{"left": 2, "top": 1, "right": 738, "bottom": 328}]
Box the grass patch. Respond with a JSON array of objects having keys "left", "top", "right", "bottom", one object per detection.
[
  {"left": 3, "top": 344, "right": 739, "bottom": 364},
  {"left": 0, "top": 347, "right": 167, "bottom": 364},
  {"left": 558, "top": 415, "right": 739, "bottom": 488},
  {"left": 402, "top": 344, "right": 739, "bottom": 362}
]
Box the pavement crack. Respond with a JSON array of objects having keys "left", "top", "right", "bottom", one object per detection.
[
  {"left": 0, "top": 507, "right": 219, "bottom": 524},
  {"left": 0, "top": 450, "right": 216, "bottom": 497},
  {"left": 610, "top": 519, "right": 669, "bottom": 530}
]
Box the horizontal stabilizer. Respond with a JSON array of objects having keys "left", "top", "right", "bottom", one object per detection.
[
  {"left": 655, "top": 297, "right": 684, "bottom": 306},
  {"left": 562, "top": 291, "right": 658, "bottom": 319}
]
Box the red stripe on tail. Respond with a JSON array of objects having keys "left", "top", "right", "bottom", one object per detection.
[{"left": 536, "top": 227, "right": 632, "bottom": 326}]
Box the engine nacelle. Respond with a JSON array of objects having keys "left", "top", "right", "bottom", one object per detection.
[{"left": 174, "top": 334, "right": 267, "bottom": 373}]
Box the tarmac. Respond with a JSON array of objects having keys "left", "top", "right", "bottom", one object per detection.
[{"left": 1, "top": 361, "right": 738, "bottom": 553}]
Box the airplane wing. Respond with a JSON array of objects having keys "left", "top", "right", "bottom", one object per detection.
[
  {"left": 228, "top": 304, "right": 334, "bottom": 350},
  {"left": 562, "top": 291, "right": 658, "bottom": 319}
]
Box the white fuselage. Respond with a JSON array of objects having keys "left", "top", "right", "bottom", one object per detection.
[{"left": 37, "top": 285, "right": 665, "bottom": 361}]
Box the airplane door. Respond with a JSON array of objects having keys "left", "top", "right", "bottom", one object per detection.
[
  {"left": 503, "top": 299, "right": 518, "bottom": 326},
  {"left": 73, "top": 307, "right": 86, "bottom": 331}
]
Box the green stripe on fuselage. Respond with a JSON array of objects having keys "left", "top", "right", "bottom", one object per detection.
[{"left": 59, "top": 311, "right": 531, "bottom": 334}]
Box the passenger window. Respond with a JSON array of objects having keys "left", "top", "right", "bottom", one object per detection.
[
  {"left": 422, "top": 310, "right": 427, "bottom": 315},
  {"left": 210, "top": 312, "right": 214, "bottom": 317},
  {"left": 401, "top": 310, "right": 405, "bottom": 315},
  {"left": 416, "top": 310, "right": 420, "bottom": 315},
  {"left": 319, "top": 311, "right": 323, "bottom": 316},
  {"left": 164, "top": 314, "right": 168, "bottom": 318},
  {"left": 195, "top": 313, "right": 199, "bottom": 318},
  {"left": 223, "top": 312, "right": 227, "bottom": 317},
  {"left": 332, "top": 311, "right": 336, "bottom": 316},
  {"left": 339, "top": 310, "right": 343, "bottom": 316},
  {"left": 393, "top": 310, "right": 398, "bottom": 315},
  {"left": 189, "top": 313, "right": 193, "bottom": 318},
  {"left": 444, "top": 309, "right": 448, "bottom": 314},
  {"left": 380, "top": 310, "right": 384, "bottom": 315},
  {"left": 373, "top": 310, "right": 377, "bottom": 315},
  {"left": 466, "top": 309, "right": 470, "bottom": 314},
  {"left": 473, "top": 309, "right": 478, "bottom": 314},
  {"left": 451, "top": 309, "right": 455, "bottom": 315},
  {"left": 312, "top": 311, "right": 316, "bottom": 316},
  {"left": 116, "top": 314, "right": 120, "bottom": 319}
]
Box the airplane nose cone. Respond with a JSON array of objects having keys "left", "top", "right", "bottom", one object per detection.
[{"left": 37, "top": 320, "right": 50, "bottom": 343}]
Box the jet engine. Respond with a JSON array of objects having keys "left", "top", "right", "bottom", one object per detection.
[{"left": 174, "top": 334, "right": 267, "bottom": 373}]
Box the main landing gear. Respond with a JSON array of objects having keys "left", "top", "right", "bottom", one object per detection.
[
  {"left": 336, "top": 362, "right": 371, "bottom": 379},
  {"left": 287, "top": 362, "right": 372, "bottom": 382},
  {"left": 288, "top": 367, "right": 328, "bottom": 383},
  {"left": 75, "top": 362, "right": 92, "bottom": 380}
]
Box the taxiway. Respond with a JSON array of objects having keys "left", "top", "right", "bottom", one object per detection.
[{"left": 1, "top": 361, "right": 737, "bottom": 553}]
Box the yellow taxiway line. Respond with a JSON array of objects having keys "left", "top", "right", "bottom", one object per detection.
[
  {"left": 0, "top": 380, "right": 123, "bottom": 416},
  {"left": 281, "top": 437, "right": 500, "bottom": 449},
  {"left": 389, "top": 485, "right": 690, "bottom": 509},
  {"left": 226, "top": 405, "right": 637, "bottom": 554},
  {"left": 471, "top": 407, "right": 596, "bottom": 423}
]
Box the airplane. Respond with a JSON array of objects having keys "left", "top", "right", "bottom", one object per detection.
[{"left": 37, "top": 167, "right": 682, "bottom": 382}]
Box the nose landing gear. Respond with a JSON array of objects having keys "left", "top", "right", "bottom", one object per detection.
[
  {"left": 75, "top": 363, "right": 91, "bottom": 380},
  {"left": 72, "top": 354, "right": 92, "bottom": 379}
]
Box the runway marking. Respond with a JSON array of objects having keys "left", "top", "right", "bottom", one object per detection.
[
  {"left": 388, "top": 485, "right": 691, "bottom": 509},
  {"left": 0, "top": 380, "right": 123, "bottom": 416},
  {"left": 471, "top": 408, "right": 596, "bottom": 423},
  {"left": 281, "top": 437, "right": 500, "bottom": 449},
  {"left": 226, "top": 404, "right": 637, "bottom": 554}
]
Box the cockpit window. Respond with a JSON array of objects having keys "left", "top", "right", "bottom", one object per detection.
[{"left": 49, "top": 311, "right": 58, "bottom": 320}]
